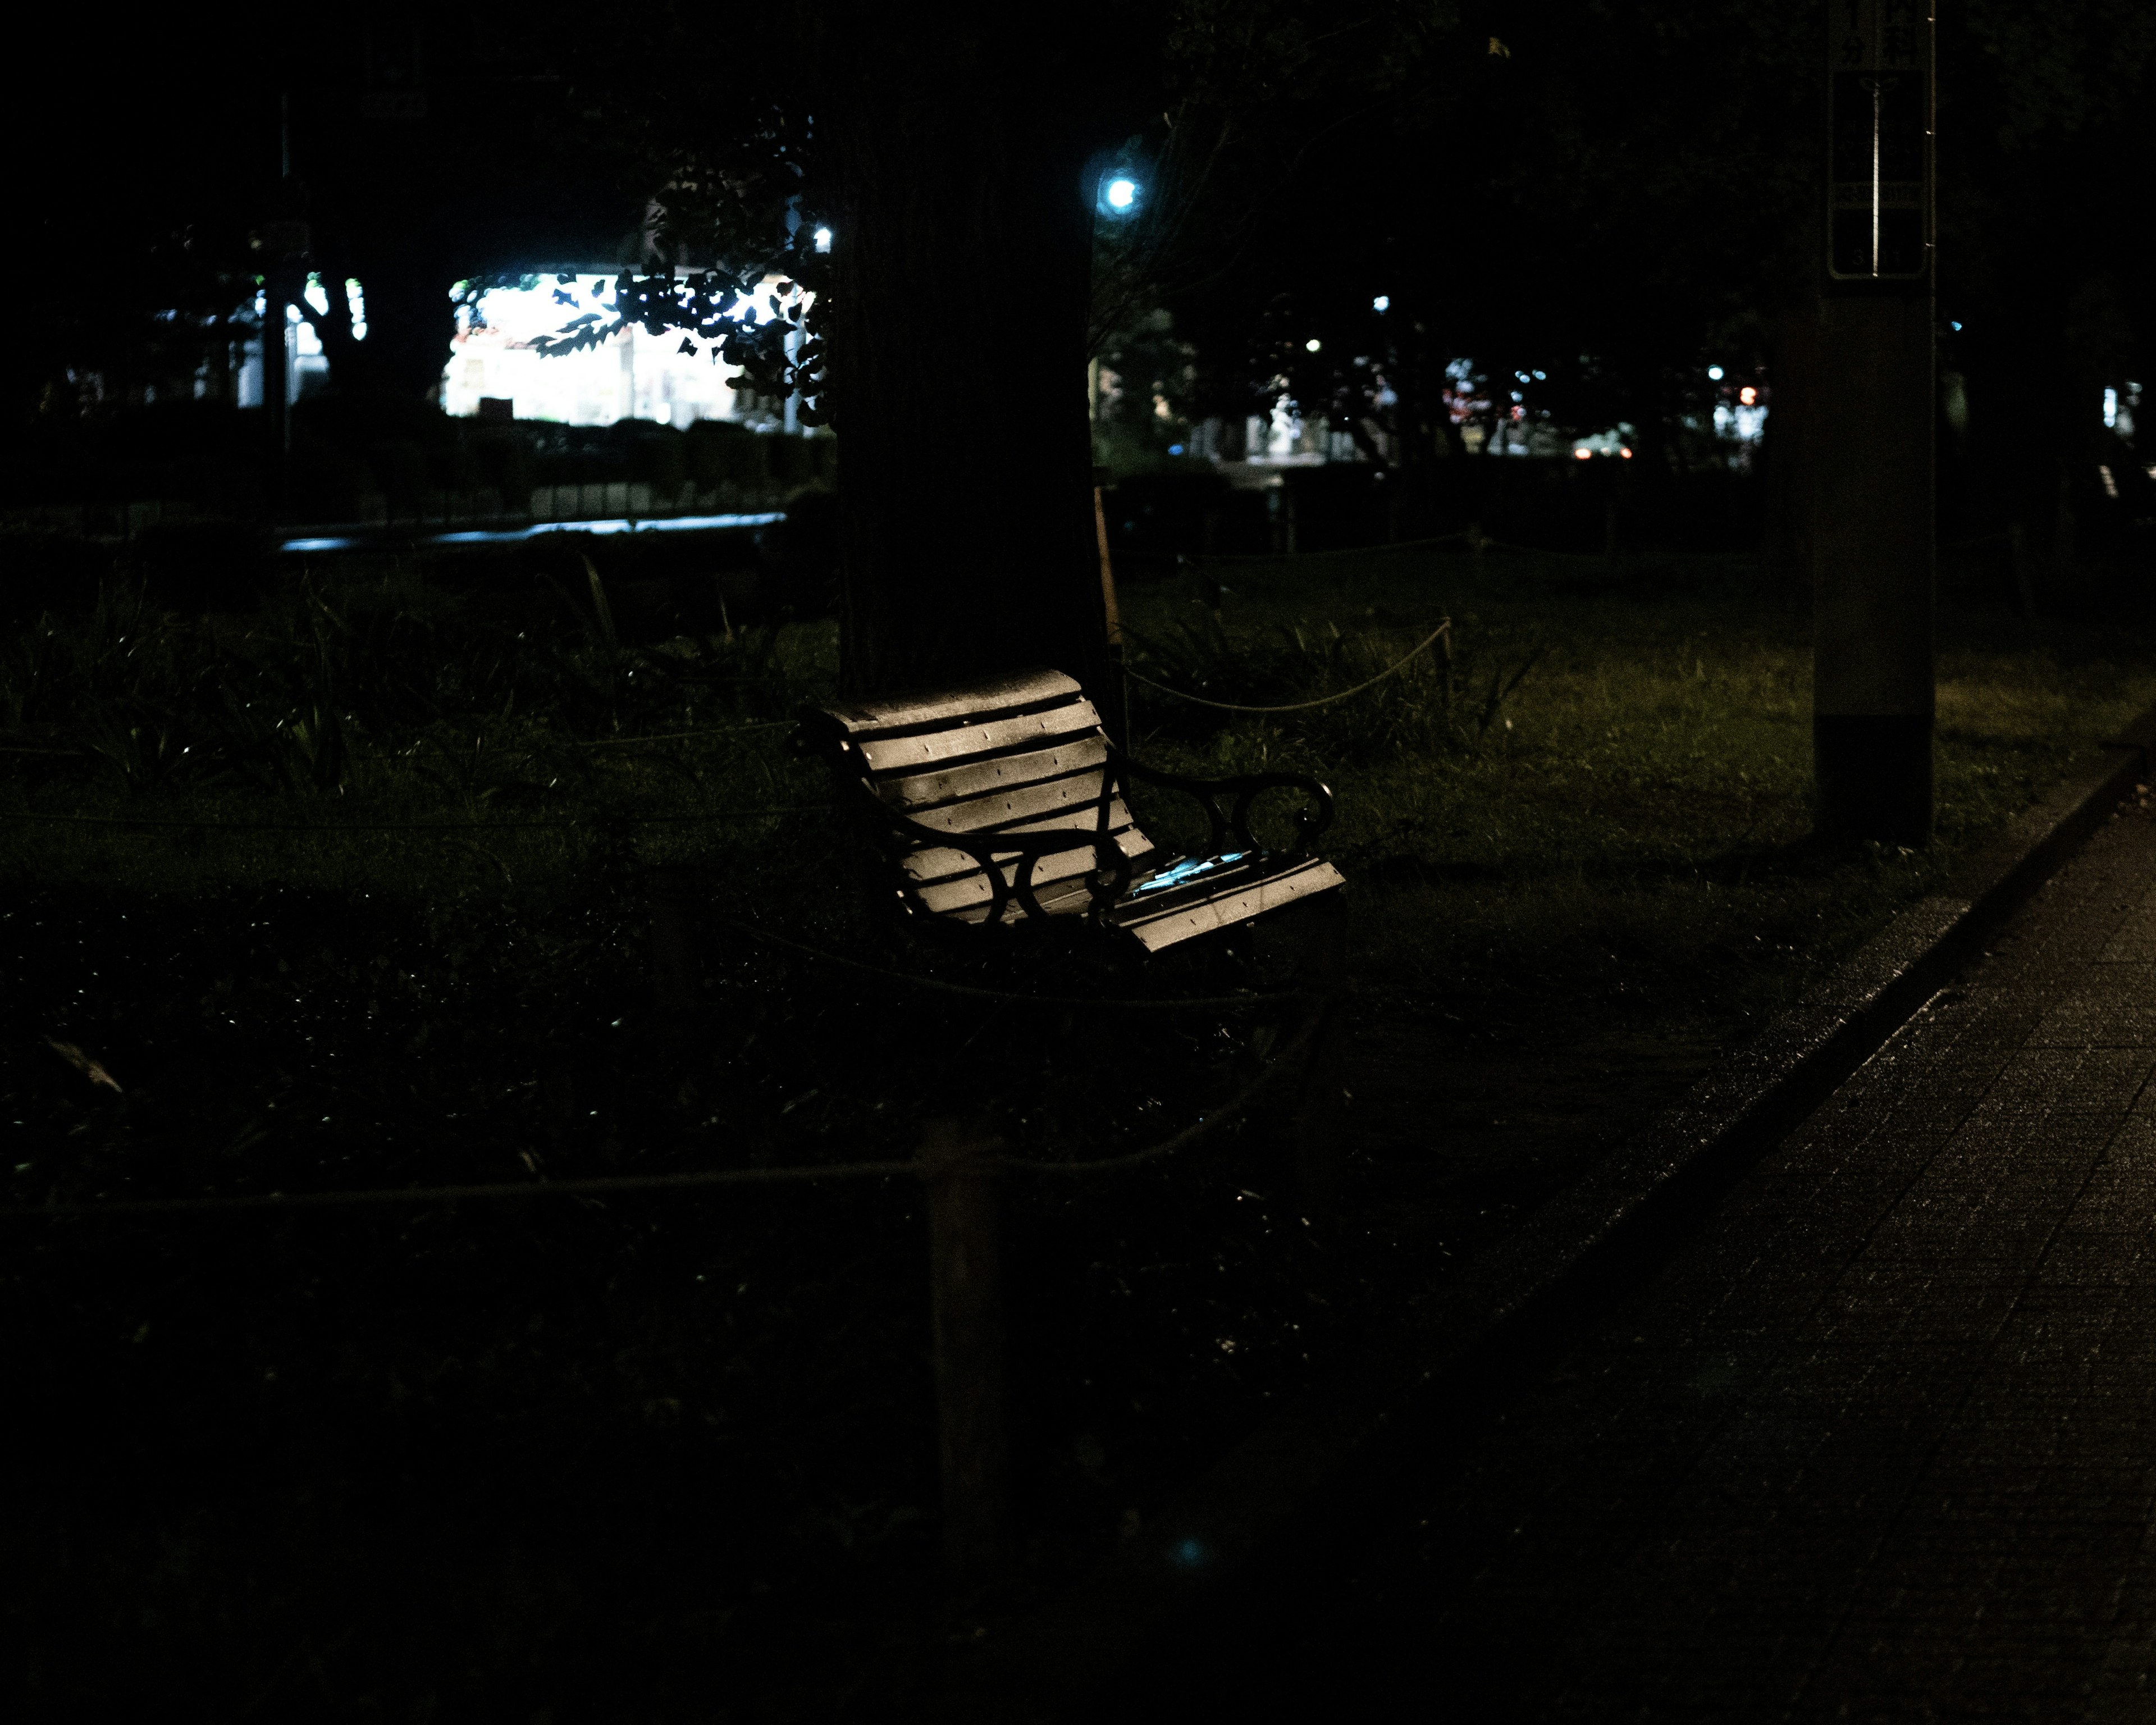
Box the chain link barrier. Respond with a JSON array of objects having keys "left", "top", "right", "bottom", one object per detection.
[
  {"left": 1124, "top": 618, "right": 1451, "bottom": 715},
  {"left": 1, "top": 1004, "right": 1321, "bottom": 1220},
  {"left": 720, "top": 916, "right": 1307, "bottom": 1010},
  {"left": 3, "top": 805, "right": 820, "bottom": 833}
]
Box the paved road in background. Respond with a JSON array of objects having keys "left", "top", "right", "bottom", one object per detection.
[{"left": 1150, "top": 797, "right": 2156, "bottom": 1721}]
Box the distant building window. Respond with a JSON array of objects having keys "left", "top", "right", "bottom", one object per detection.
[{"left": 442, "top": 272, "right": 805, "bottom": 427}]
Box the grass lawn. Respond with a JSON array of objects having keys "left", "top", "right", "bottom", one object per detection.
[
  {"left": 1121, "top": 543, "right": 2156, "bottom": 1277},
  {"left": 3, "top": 544, "right": 2152, "bottom": 1717}
]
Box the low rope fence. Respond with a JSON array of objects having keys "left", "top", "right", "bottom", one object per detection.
[
  {"left": 1181, "top": 526, "right": 1751, "bottom": 573},
  {"left": 0, "top": 719, "right": 803, "bottom": 764},
  {"left": 1184, "top": 528, "right": 1473, "bottom": 564},
  {"left": 3, "top": 805, "right": 821, "bottom": 833},
  {"left": 1126, "top": 618, "right": 1451, "bottom": 714},
  {"left": 0, "top": 1012, "right": 1319, "bottom": 1223},
  {"left": 720, "top": 915, "right": 1307, "bottom": 1010},
  {"left": 0, "top": 1159, "right": 922, "bottom": 1218},
  {"left": 7, "top": 954, "right": 1335, "bottom": 1576},
  {"left": 576, "top": 720, "right": 797, "bottom": 745},
  {"left": 1166, "top": 525, "right": 1658, "bottom": 569}
]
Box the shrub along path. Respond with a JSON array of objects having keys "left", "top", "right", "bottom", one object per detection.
[{"left": 1139, "top": 783, "right": 2156, "bottom": 1722}]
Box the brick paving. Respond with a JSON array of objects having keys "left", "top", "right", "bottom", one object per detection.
[{"left": 1157, "top": 801, "right": 2156, "bottom": 1721}]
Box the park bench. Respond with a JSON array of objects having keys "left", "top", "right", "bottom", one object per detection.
[{"left": 802, "top": 668, "right": 1344, "bottom": 951}]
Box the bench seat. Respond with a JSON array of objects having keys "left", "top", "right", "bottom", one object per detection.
[{"left": 804, "top": 668, "right": 1344, "bottom": 953}]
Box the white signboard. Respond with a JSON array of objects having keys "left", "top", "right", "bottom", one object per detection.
[{"left": 1828, "top": 1, "right": 1933, "bottom": 282}]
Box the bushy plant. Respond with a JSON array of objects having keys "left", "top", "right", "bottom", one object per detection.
[
  {"left": 0, "top": 531, "right": 115, "bottom": 623},
  {"left": 471, "top": 433, "right": 535, "bottom": 502},
  {"left": 628, "top": 429, "right": 687, "bottom": 494},
  {"left": 766, "top": 433, "right": 814, "bottom": 490},
  {"left": 1126, "top": 604, "right": 1528, "bottom": 766},
  {"left": 0, "top": 568, "right": 799, "bottom": 800},
  {"left": 685, "top": 421, "right": 768, "bottom": 489}
]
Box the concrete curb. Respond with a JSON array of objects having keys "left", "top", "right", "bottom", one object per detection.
[{"left": 947, "top": 705, "right": 2156, "bottom": 1720}]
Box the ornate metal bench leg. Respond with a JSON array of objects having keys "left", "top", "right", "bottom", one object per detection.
[
  {"left": 920, "top": 1116, "right": 1010, "bottom": 1581},
  {"left": 1291, "top": 893, "right": 1351, "bottom": 1213}
]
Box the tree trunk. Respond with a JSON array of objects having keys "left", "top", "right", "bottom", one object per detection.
[
  {"left": 305, "top": 250, "right": 459, "bottom": 403},
  {"left": 825, "top": 25, "right": 1113, "bottom": 703}
]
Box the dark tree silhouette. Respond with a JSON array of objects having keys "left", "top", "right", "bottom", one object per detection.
[{"left": 550, "top": 2, "right": 1452, "bottom": 697}]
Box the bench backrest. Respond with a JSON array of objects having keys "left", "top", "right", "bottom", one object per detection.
[{"left": 816, "top": 669, "right": 1151, "bottom": 923}]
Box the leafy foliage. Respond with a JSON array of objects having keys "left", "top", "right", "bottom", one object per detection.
[{"left": 2, "top": 571, "right": 794, "bottom": 799}]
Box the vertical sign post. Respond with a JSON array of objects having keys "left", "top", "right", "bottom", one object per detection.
[{"left": 1813, "top": 1, "right": 1935, "bottom": 845}]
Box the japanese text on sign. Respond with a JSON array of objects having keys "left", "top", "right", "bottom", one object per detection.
[{"left": 1828, "top": 0, "right": 1932, "bottom": 282}]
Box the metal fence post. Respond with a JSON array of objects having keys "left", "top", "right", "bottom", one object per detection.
[
  {"left": 919, "top": 1117, "right": 1009, "bottom": 1580},
  {"left": 1292, "top": 894, "right": 1352, "bottom": 1212}
]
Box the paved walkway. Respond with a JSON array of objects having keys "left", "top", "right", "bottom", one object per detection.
[{"left": 1157, "top": 797, "right": 2156, "bottom": 1721}]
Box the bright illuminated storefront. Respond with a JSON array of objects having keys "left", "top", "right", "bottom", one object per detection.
[{"left": 441, "top": 274, "right": 802, "bottom": 427}]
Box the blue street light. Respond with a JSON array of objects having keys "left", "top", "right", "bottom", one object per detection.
[{"left": 1105, "top": 176, "right": 1138, "bottom": 211}]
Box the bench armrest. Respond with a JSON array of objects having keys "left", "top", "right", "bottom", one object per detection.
[
  {"left": 834, "top": 769, "right": 1138, "bottom": 925},
  {"left": 1109, "top": 749, "right": 1334, "bottom": 856}
]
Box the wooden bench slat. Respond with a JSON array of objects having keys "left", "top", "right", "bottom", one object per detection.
[
  {"left": 910, "top": 868, "right": 1099, "bottom": 919},
  {"left": 938, "top": 882, "right": 1097, "bottom": 926},
  {"left": 876, "top": 735, "right": 1109, "bottom": 815},
  {"left": 825, "top": 669, "right": 1085, "bottom": 735},
  {"left": 1112, "top": 857, "right": 1346, "bottom": 952},
  {"left": 808, "top": 665, "right": 1342, "bottom": 950},
  {"left": 893, "top": 768, "right": 1125, "bottom": 838},
  {"left": 913, "top": 850, "right": 1340, "bottom": 942},
  {"left": 898, "top": 813, "right": 1146, "bottom": 888},
  {"left": 855, "top": 706, "right": 1102, "bottom": 777},
  {"left": 903, "top": 832, "right": 1151, "bottom": 914}
]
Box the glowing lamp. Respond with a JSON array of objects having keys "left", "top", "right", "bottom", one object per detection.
[
  {"left": 1106, "top": 177, "right": 1137, "bottom": 211},
  {"left": 1305, "top": 338, "right": 1321, "bottom": 353}
]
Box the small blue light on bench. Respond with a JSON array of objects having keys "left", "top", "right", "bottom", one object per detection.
[{"left": 1130, "top": 851, "right": 1249, "bottom": 896}]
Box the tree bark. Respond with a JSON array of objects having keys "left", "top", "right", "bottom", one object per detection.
[
  {"left": 301, "top": 244, "right": 462, "bottom": 404},
  {"left": 825, "top": 22, "right": 1114, "bottom": 703}
]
